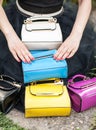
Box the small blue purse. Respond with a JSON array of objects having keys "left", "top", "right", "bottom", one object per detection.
[{"left": 22, "top": 50, "right": 68, "bottom": 83}]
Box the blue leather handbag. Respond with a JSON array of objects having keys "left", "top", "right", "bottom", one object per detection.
[{"left": 22, "top": 50, "right": 68, "bottom": 83}]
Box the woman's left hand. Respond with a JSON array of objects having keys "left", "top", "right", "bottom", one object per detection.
[{"left": 54, "top": 34, "right": 82, "bottom": 60}]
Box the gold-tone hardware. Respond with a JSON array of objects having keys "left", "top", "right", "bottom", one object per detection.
[
  {"left": 49, "top": 17, "right": 57, "bottom": 23},
  {"left": 80, "top": 82, "right": 96, "bottom": 89},
  {"left": 3, "top": 80, "right": 21, "bottom": 88},
  {"left": 24, "top": 19, "right": 32, "bottom": 24},
  {"left": 30, "top": 85, "right": 64, "bottom": 97},
  {"left": 84, "top": 77, "right": 90, "bottom": 81},
  {"left": 0, "top": 75, "right": 16, "bottom": 81},
  {"left": 0, "top": 75, "right": 3, "bottom": 80},
  {"left": 68, "top": 80, "right": 96, "bottom": 89},
  {"left": 0, "top": 79, "right": 21, "bottom": 88},
  {"left": 24, "top": 17, "right": 57, "bottom": 32},
  {"left": 54, "top": 80, "right": 63, "bottom": 85},
  {"left": 35, "top": 54, "right": 53, "bottom": 60},
  {"left": 31, "top": 82, "right": 36, "bottom": 86},
  {"left": 32, "top": 91, "right": 63, "bottom": 96},
  {"left": 24, "top": 17, "right": 57, "bottom": 24},
  {"left": 29, "top": 79, "right": 64, "bottom": 97},
  {"left": 31, "top": 79, "right": 63, "bottom": 85},
  {"left": 68, "top": 81, "right": 74, "bottom": 85},
  {"left": 13, "top": 82, "right": 21, "bottom": 88},
  {"left": 0, "top": 75, "right": 21, "bottom": 89}
]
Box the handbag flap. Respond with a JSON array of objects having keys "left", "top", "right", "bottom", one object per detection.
[
  {"left": 68, "top": 77, "right": 96, "bottom": 89},
  {"left": 29, "top": 79, "right": 64, "bottom": 96},
  {"left": 22, "top": 50, "right": 67, "bottom": 71},
  {"left": 32, "top": 49, "right": 56, "bottom": 59}
]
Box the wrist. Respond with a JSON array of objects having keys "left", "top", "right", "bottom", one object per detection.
[
  {"left": 0, "top": 21, "right": 16, "bottom": 38},
  {"left": 70, "top": 29, "right": 83, "bottom": 40},
  {"left": 3, "top": 26, "right": 18, "bottom": 41}
]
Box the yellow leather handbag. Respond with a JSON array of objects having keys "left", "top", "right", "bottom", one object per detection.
[{"left": 25, "top": 78, "right": 71, "bottom": 117}]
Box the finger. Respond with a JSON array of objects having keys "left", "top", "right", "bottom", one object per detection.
[
  {"left": 21, "top": 44, "right": 34, "bottom": 59},
  {"left": 62, "top": 50, "right": 71, "bottom": 60},
  {"left": 16, "top": 50, "right": 27, "bottom": 62},
  {"left": 54, "top": 51, "right": 65, "bottom": 60},
  {"left": 61, "top": 46, "right": 76, "bottom": 59},
  {"left": 23, "top": 54, "right": 32, "bottom": 63},
  {"left": 11, "top": 50, "right": 21, "bottom": 62},
  {"left": 61, "top": 49, "right": 72, "bottom": 60},
  {"left": 20, "top": 49, "right": 34, "bottom": 62},
  {"left": 54, "top": 46, "right": 68, "bottom": 59},
  {"left": 67, "top": 50, "right": 76, "bottom": 58},
  {"left": 24, "top": 49, "right": 34, "bottom": 60}
]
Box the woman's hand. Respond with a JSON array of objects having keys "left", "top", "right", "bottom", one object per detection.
[
  {"left": 0, "top": 4, "right": 34, "bottom": 63},
  {"left": 54, "top": 0, "right": 91, "bottom": 61},
  {"left": 54, "top": 33, "right": 82, "bottom": 60},
  {"left": 7, "top": 34, "right": 34, "bottom": 63}
]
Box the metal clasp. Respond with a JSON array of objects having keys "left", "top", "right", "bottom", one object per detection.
[
  {"left": 0, "top": 75, "right": 3, "bottom": 80},
  {"left": 13, "top": 82, "right": 21, "bottom": 88}
]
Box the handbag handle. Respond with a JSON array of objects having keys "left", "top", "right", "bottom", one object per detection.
[
  {"left": 24, "top": 16, "right": 57, "bottom": 24},
  {"left": 35, "top": 54, "right": 53, "bottom": 60},
  {"left": 68, "top": 74, "right": 96, "bottom": 89},
  {"left": 32, "top": 50, "right": 56, "bottom": 60},
  {"left": 0, "top": 75, "right": 21, "bottom": 91},
  {"left": 24, "top": 16, "right": 57, "bottom": 31},
  {"left": 68, "top": 74, "right": 89, "bottom": 84},
  {"left": 29, "top": 79, "right": 64, "bottom": 96}
]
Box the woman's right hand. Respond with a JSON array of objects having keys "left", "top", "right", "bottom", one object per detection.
[
  {"left": 0, "top": 4, "right": 34, "bottom": 63},
  {"left": 7, "top": 33, "right": 34, "bottom": 63}
]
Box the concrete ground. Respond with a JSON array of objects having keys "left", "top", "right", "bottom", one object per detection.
[{"left": 7, "top": 107, "right": 96, "bottom": 130}]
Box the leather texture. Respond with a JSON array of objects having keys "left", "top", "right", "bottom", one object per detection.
[
  {"left": 67, "top": 74, "right": 96, "bottom": 112},
  {"left": 21, "top": 17, "right": 63, "bottom": 50},
  {"left": 0, "top": 75, "right": 21, "bottom": 114},
  {"left": 25, "top": 78, "right": 71, "bottom": 117},
  {"left": 22, "top": 50, "right": 68, "bottom": 83}
]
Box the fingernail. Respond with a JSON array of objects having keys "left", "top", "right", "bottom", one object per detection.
[
  {"left": 17, "top": 59, "right": 21, "bottom": 62},
  {"left": 31, "top": 57, "right": 34, "bottom": 60},
  {"left": 53, "top": 55, "right": 56, "bottom": 59},
  {"left": 23, "top": 59, "right": 27, "bottom": 63},
  {"left": 61, "top": 57, "right": 65, "bottom": 60}
]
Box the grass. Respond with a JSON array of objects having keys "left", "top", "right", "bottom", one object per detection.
[
  {"left": 89, "top": 114, "right": 96, "bottom": 130},
  {"left": 87, "top": 56, "right": 96, "bottom": 77},
  {"left": 92, "top": 0, "right": 96, "bottom": 10},
  {"left": 0, "top": 112, "right": 26, "bottom": 130},
  {"left": 88, "top": 68, "right": 96, "bottom": 77}
]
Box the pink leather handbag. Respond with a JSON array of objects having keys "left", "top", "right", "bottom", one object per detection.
[{"left": 67, "top": 74, "right": 96, "bottom": 112}]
